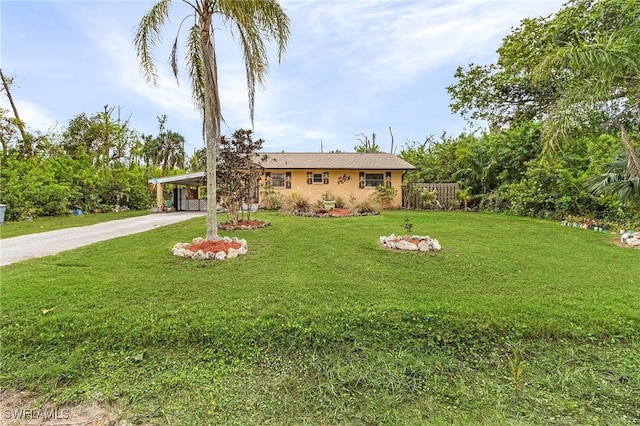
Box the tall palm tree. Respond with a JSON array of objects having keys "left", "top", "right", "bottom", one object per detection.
[{"left": 134, "top": 0, "right": 289, "bottom": 240}]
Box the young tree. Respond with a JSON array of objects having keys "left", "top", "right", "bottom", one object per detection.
[
  {"left": 217, "top": 129, "right": 265, "bottom": 225},
  {"left": 588, "top": 127, "right": 640, "bottom": 201},
  {"left": 134, "top": 0, "right": 289, "bottom": 241}
]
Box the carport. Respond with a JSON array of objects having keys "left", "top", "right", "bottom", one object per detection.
[{"left": 149, "top": 172, "right": 207, "bottom": 212}]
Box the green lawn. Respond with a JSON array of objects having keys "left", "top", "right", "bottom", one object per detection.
[
  {"left": 0, "top": 210, "right": 149, "bottom": 239},
  {"left": 1, "top": 211, "right": 638, "bottom": 425}
]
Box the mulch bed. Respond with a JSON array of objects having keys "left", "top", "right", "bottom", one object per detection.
[
  {"left": 320, "top": 208, "right": 352, "bottom": 217},
  {"left": 186, "top": 240, "right": 242, "bottom": 254},
  {"left": 293, "top": 208, "right": 374, "bottom": 217},
  {"left": 218, "top": 220, "right": 271, "bottom": 230}
]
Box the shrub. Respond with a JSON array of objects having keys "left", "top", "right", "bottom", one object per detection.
[
  {"left": 334, "top": 195, "right": 347, "bottom": 209},
  {"left": 411, "top": 187, "right": 438, "bottom": 209},
  {"left": 373, "top": 184, "right": 398, "bottom": 205},
  {"left": 281, "top": 192, "right": 313, "bottom": 214},
  {"left": 349, "top": 197, "right": 380, "bottom": 215},
  {"left": 321, "top": 191, "right": 335, "bottom": 201},
  {"left": 260, "top": 184, "right": 284, "bottom": 210}
]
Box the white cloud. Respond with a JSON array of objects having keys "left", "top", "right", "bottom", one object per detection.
[
  {"left": 0, "top": 98, "right": 59, "bottom": 134},
  {"left": 2, "top": 0, "right": 565, "bottom": 153}
]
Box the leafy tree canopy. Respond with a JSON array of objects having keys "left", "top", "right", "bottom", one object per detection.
[{"left": 448, "top": 0, "right": 640, "bottom": 149}]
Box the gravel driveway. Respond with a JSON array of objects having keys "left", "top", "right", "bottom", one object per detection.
[{"left": 0, "top": 212, "right": 205, "bottom": 266}]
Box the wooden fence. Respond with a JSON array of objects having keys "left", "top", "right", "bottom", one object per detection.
[{"left": 402, "top": 182, "right": 459, "bottom": 210}]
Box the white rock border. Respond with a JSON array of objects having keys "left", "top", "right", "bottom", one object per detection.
[
  {"left": 620, "top": 230, "right": 640, "bottom": 247},
  {"left": 380, "top": 234, "right": 441, "bottom": 252},
  {"left": 172, "top": 236, "right": 248, "bottom": 260}
]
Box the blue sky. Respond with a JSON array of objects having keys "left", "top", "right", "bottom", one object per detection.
[{"left": 1, "top": 0, "right": 565, "bottom": 155}]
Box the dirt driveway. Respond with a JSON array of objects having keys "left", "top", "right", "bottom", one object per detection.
[{"left": 0, "top": 212, "right": 205, "bottom": 267}]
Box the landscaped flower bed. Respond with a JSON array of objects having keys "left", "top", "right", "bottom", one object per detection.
[
  {"left": 620, "top": 230, "right": 640, "bottom": 247},
  {"left": 172, "top": 237, "right": 248, "bottom": 260},
  {"left": 218, "top": 219, "right": 270, "bottom": 230},
  {"left": 379, "top": 234, "right": 441, "bottom": 252},
  {"left": 561, "top": 216, "right": 606, "bottom": 231},
  {"left": 292, "top": 208, "right": 378, "bottom": 218}
]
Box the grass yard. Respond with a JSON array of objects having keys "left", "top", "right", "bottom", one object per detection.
[
  {"left": 0, "top": 210, "right": 149, "bottom": 239},
  {"left": 1, "top": 210, "right": 638, "bottom": 425}
]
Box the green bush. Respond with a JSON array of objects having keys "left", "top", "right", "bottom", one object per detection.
[
  {"left": 0, "top": 153, "right": 152, "bottom": 220},
  {"left": 259, "top": 184, "right": 284, "bottom": 210},
  {"left": 373, "top": 184, "right": 398, "bottom": 205}
]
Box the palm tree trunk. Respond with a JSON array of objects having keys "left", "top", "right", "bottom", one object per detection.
[
  {"left": 0, "top": 68, "right": 32, "bottom": 157},
  {"left": 621, "top": 126, "right": 640, "bottom": 180},
  {"left": 200, "top": 14, "right": 221, "bottom": 241}
]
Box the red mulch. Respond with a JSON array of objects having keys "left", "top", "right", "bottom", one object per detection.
[
  {"left": 329, "top": 208, "right": 351, "bottom": 217},
  {"left": 218, "top": 220, "right": 271, "bottom": 230},
  {"left": 186, "top": 240, "right": 241, "bottom": 254}
]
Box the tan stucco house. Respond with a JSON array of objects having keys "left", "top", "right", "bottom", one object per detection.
[
  {"left": 150, "top": 152, "right": 416, "bottom": 210},
  {"left": 259, "top": 152, "right": 415, "bottom": 207}
]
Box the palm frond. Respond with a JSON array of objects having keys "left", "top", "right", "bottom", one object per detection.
[
  {"left": 170, "top": 14, "right": 199, "bottom": 84},
  {"left": 587, "top": 171, "right": 623, "bottom": 196},
  {"left": 533, "top": 21, "right": 640, "bottom": 154},
  {"left": 186, "top": 23, "right": 206, "bottom": 112},
  {"left": 213, "top": 0, "right": 290, "bottom": 125},
  {"left": 586, "top": 127, "right": 640, "bottom": 201},
  {"left": 134, "top": 0, "right": 172, "bottom": 84}
]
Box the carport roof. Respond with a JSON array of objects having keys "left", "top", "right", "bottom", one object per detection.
[{"left": 150, "top": 172, "right": 206, "bottom": 186}]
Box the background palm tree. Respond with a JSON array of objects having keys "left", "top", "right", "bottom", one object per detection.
[
  {"left": 134, "top": 0, "right": 289, "bottom": 240},
  {"left": 143, "top": 115, "right": 186, "bottom": 176}
]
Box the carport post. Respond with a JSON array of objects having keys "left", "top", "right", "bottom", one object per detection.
[{"left": 156, "top": 182, "right": 164, "bottom": 211}]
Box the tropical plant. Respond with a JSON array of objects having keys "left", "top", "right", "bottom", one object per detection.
[
  {"left": 349, "top": 197, "right": 380, "bottom": 215},
  {"left": 457, "top": 186, "right": 473, "bottom": 211},
  {"left": 134, "top": 0, "right": 289, "bottom": 240},
  {"left": 259, "top": 183, "right": 283, "bottom": 210},
  {"left": 281, "top": 192, "right": 312, "bottom": 214},
  {"left": 531, "top": 0, "right": 640, "bottom": 152},
  {"left": 143, "top": 115, "right": 186, "bottom": 176},
  {"left": 587, "top": 127, "right": 640, "bottom": 201}
]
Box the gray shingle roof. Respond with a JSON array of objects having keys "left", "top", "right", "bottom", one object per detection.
[{"left": 259, "top": 152, "right": 416, "bottom": 170}]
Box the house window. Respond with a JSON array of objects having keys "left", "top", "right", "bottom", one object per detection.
[
  {"left": 307, "top": 171, "right": 329, "bottom": 184},
  {"left": 271, "top": 173, "right": 286, "bottom": 188},
  {"left": 365, "top": 173, "right": 385, "bottom": 187}
]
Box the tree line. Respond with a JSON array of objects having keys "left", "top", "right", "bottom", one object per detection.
[
  {"left": 0, "top": 100, "right": 191, "bottom": 221},
  {"left": 2, "top": 0, "right": 638, "bottom": 229},
  {"left": 401, "top": 0, "right": 639, "bottom": 228}
]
